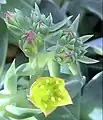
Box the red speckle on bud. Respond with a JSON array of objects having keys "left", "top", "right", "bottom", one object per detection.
[
  {"left": 26, "top": 31, "right": 36, "bottom": 43},
  {"left": 65, "top": 52, "right": 72, "bottom": 57},
  {"left": 68, "top": 32, "right": 73, "bottom": 37},
  {"left": 39, "top": 20, "right": 43, "bottom": 24},
  {"left": 5, "top": 11, "right": 14, "bottom": 21}
]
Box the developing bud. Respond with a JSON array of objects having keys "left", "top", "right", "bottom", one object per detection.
[
  {"left": 5, "top": 11, "right": 14, "bottom": 21},
  {"left": 65, "top": 52, "right": 73, "bottom": 57},
  {"left": 26, "top": 31, "right": 36, "bottom": 43},
  {"left": 5, "top": 11, "right": 18, "bottom": 26}
]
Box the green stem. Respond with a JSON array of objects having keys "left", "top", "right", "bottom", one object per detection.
[
  {"left": 68, "top": 61, "right": 82, "bottom": 76},
  {"left": 48, "top": 60, "right": 60, "bottom": 77}
]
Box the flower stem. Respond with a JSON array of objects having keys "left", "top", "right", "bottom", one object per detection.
[
  {"left": 68, "top": 61, "right": 82, "bottom": 76},
  {"left": 48, "top": 60, "right": 60, "bottom": 77}
]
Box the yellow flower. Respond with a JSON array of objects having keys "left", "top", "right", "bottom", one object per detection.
[{"left": 29, "top": 77, "right": 73, "bottom": 116}]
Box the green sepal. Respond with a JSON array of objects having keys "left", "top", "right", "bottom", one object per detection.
[{"left": 7, "top": 23, "right": 23, "bottom": 36}]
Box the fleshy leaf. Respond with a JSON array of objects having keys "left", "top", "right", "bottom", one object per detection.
[
  {"left": 78, "top": 56, "right": 99, "bottom": 64},
  {"left": 80, "top": 35, "right": 93, "bottom": 43},
  {"left": 49, "top": 16, "right": 72, "bottom": 32},
  {"left": 29, "top": 77, "right": 73, "bottom": 116},
  {"left": 4, "top": 60, "right": 17, "bottom": 94},
  {"left": 0, "top": 18, "right": 8, "bottom": 79},
  {"left": 69, "top": 14, "right": 80, "bottom": 33},
  {"left": 34, "top": 2, "right": 40, "bottom": 15},
  {"left": 5, "top": 105, "right": 41, "bottom": 119},
  {"left": 16, "top": 63, "right": 35, "bottom": 76}
]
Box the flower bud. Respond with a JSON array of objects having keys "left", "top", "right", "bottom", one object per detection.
[
  {"left": 5, "top": 11, "right": 17, "bottom": 26},
  {"left": 39, "top": 23, "right": 49, "bottom": 34},
  {"left": 25, "top": 31, "right": 36, "bottom": 43}
]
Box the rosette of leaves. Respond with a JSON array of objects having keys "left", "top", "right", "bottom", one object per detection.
[{"left": 47, "top": 15, "right": 99, "bottom": 66}]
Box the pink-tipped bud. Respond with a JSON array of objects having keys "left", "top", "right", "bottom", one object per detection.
[
  {"left": 5, "top": 11, "right": 14, "bottom": 21},
  {"left": 68, "top": 32, "right": 73, "bottom": 37},
  {"left": 39, "top": 20, "right": 43, "bottom": 24},
  {"left": 26, "top": 31, "right": 36, "bottom": 43}
]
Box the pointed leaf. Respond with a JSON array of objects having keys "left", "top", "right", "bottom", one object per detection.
[
  {"left": 32, "top": 52, "right": 55, "bottom": 68},
  {"left": 85, "top": 37, "right": 103, "bottom": 56},
  {"left": 69, "top": 14, "right": 80, "bottom": 33},
  {"left": 5, "top": 105, "right": 41, "bottom": 119},
  {"left": 80, "top": 35, "right": 93, "bottom": 43},
  {"left": 34, "top": 2, "right": 40, "bottom": 14},
  {"left": 4, "top": 60, "right": 17, "bottom": 94},
  {"left": 16, "top": 63, "right": 35, "bottom": 76},
  {"left": 0, "top": 18, "right": 8, "bottom": 79},
  {"left": 50, "top": 16, "right": 72, "bottom": 32},
  {"left": 78, "top": 56, "right": 99, "bottom": 64}
]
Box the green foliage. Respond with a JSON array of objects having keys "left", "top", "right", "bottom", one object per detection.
[
  {"left": 81, "top": 72, "right": 102, "bottom": 120},
  {"left": 0, "top": 18, "right": 8, "bottom": 79},
  {"left": 0, "top": 1, "right": 102, "bottom": 120},
  {"left": 5, "top": 105, "right": 41, "bottom": 119},
  {"left": 4, "top": 60, "right": 17, "bottom": 94}
]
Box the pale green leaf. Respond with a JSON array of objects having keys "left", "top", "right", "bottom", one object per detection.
[
  {"left": 78, "top": 56, "right": 99, "bottom": 64},
  {"left": 50, "top": 16, "right": 72, "bottom": 32},
  {"left": 5, "top": 105, "right": 41, "bottom": 119},
  {"left": 16, "top": 63, "right": 35, "bottom": 76},
  {"left": 81, "top": 72, "right": 103, "bottom": 120},
  {"left": 48, "top": 60, "right": 60, "bottom": 77},
  {"left": 80, "top": 35, "right": 93, "bottom": 43},
  {"left": 4, "top": 60, "right": 17, "bottom": 94},
  {"left": 0, "top": 18, "right": 8, "bottom": 79},
  {"left": 31, "top": 52, "right": 55, "bottom": 68},
  {"left": 34, "top": 2, "right": 40, "bottom": 14},
  {"left": 69, "top": 14, "right": 80, "bottom": 33}
]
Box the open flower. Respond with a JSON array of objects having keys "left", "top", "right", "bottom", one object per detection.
[{"left": 29, "top": 77, "right": 73, "bottom": 116}]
